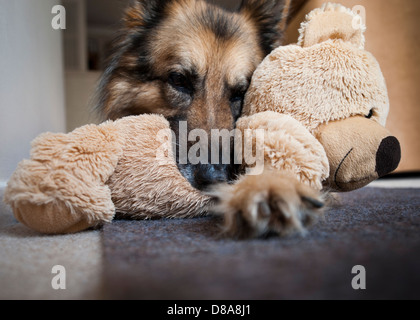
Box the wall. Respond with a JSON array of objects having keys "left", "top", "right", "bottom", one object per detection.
[
  {"left": 65, "top": 71, "right": 101, "bottom": 131},
  {"left": 286, "top": 0, "right": 420, "bottom": 172},
  {"left": 0, "top": 0, "right": 66, "bottom": 183}
]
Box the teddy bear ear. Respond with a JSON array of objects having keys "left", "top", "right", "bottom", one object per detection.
[{"left": 297, "top": 2, "right": 366, "bottom": 49}]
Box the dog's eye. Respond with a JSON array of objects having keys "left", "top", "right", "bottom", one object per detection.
[
  {"left": 168, "top": 72, "right": 192, "bottom": 94},
  {"left": 366, "top": 109, "right": 374, "bottom": 119},
  {"left": 230, "top": 90, "right": 246, "bottom": 104},
  {"left": 230, "top": 90, "right": 246, "bottom": 120}
]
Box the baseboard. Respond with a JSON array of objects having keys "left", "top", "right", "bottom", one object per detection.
[{"left": 380, "top": 171, "right": 420, "bottom": 180}]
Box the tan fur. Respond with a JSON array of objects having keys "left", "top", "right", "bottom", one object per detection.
[
  {"left": 214, "top": 3, "right": 400, "bottom": 237},
  {"left": 316, "top": 116, "right": 395, "bottom": 191},
  {"left": 107, "top": 116, "right": 210, "bottom": 219},
  {"left": 3, "top": 3, "right": 400, "bottom": 239},
  {"left": 237, "top": 111, "right": 329, "bottom": 190},
  {"left": 148, "top": 0, "right": 264, "bottom": 131},
  {"left": 124, "top": 2, "right": 148, "bottom": 29},
  {"left": 153, "top": 1, "right": 264, "bottom": 75},
  {"left": 240, "top": 2, "right": 395, "bottom": 193},
  {"left": 108, "top": 81, "right": 177, "bottom": 119},
  {"left": 211, "top": 169, "right": 324, "bottom": 238},
  {"left": 4, "top": 115, "right": 210, "bottom": 234},
  {"left": 4, "top": 121, "right": 125, "bottom": 234},
  {"left": 104, "top": 0, "right": 265, "bottom": 130},
  {"left": 243, "top": 40, "right": 389, "bottom": 132},
  {"left": 298, "top": 3, "right": 366, "bottom": 49},
  {"left": 4, "top": 0, "right": 292, "bottom": 235}
]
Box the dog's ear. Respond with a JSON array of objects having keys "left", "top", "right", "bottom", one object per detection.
[
  {"left": 239, "top": 0, "right": 288, "bottom": 54},
  {"left": 124, "top": 0, "right": 175, "bottom": 29}
]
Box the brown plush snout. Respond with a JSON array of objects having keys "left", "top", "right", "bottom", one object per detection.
[{"left": 316, "top": 117, "right": 401, "bottom": 192}]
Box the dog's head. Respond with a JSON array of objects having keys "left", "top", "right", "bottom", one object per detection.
[{"left": 96, "top": 0, "right": 288, "bottom": 190}]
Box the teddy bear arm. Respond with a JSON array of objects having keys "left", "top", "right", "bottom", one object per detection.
[
  {"left": 237, "top": 111, "right": 329, "bottom": 190},
  {"left": 210, "top": 112, "right": 329, "bottom": 238},
  {"left": 106, "top": 115, "right": 211, "bottom": 220}
]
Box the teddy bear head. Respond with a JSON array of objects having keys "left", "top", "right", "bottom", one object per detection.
[{"left": 242, "top": 3, "right": 401, "bottom": 192}]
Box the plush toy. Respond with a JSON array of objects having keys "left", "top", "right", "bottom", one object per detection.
[
  {"left": 4, "top": 115, "right": 210, "bottom": 234},
  {"left": 4, "top": 3, "right": 401, "bottom": 237},
  {"left": 212, "top": 3, "right": 401, "bottom": 237},
  {"left": 240, "top": 3, "right": 402, "bottom": 191}
]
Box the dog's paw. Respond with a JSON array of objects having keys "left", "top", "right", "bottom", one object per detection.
[{"left": 210, "top": 170, "right": 325, "bottom": 239}]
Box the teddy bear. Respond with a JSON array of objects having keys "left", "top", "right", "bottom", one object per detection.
[
  {"left": 210, "top": 3, "right": 401, "bottom": 237},
  {"left": 3, "top": 3, "right": 401, "bottom": 237},
  {"left": 3, "top": 115, "right": 211, "bottom": 234}
]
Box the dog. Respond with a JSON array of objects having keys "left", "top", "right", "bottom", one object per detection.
[
  {"left": 96, "top": 0, "right": 316, "bottom": 238},
  {"left": 95, "top": 0, "right": 296, "bottom": 188}
]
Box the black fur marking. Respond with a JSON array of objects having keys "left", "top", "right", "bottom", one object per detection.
[
  {"left": 199, "top": 6, "right": 242, "bottom": 40},
  {"left": 95, "top": 0, "right": 174, "bottom": 118},
  {"left": 95, "top": 0, "right": 287, "bottom": 120},
  {"left": 239, "top": 0, "right": 285, "bottom": 55}
]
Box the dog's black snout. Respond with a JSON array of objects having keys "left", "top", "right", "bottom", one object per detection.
[
  {"left": 193, "top": 164, "right": 231, "bottom": 191},
  {"left": 376, "top": 136, "right": 401, "bottom": 177}
]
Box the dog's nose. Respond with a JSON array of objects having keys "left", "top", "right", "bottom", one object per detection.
[
  {"left": 193, "top": 164, "right": 230, "bottom": 191},
  {"left": 375, "top": 136, "right": 401, "bottom": 177}
]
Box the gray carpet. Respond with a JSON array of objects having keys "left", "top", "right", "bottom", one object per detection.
[
  {"left": 103, "top": 188, "right": 420, "bottom": 300},
  {"left": 0, "top": 188, "right": 103, "bottom": 300}
]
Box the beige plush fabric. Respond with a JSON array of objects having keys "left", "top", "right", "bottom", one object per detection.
[
  {"left": 2, "top": 4, "right": 400, "bottom": 236},
  {"left": 4, "top": 121, "right": 124, "bottom": 234},
  {"left": 237, "top": 111, "right": 329, "bottom": 190},
  {"left": 316, "top": 116, "right": 397, "bottom": 191},
  {"left": 240, "top": 3, "right": 397, "bottom": 192},
  {"left": 297, "top": 3, "right": 366, "bottom": 49},
  {"left": 4, "top": 115, "right": 210, "bottom": 234},
  {"left": 286, "top": 0, "right": 420, "bottom": 173},
  {"left": 244, "top": 23, "right": 389, "bottom": 132},
  {"left": 107, "top": 116, "right": 210, "bottom": 219}
]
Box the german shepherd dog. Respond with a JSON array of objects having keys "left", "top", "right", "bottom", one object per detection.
[{"left": 96, "top": 0, "right": 320, "bottom": 238}]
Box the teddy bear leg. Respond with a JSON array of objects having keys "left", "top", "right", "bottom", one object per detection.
[
  {"left": 4, "top": 120, "right": 123, "bottom": 234},
  {"left": 4, "top": 157, "right": 117, "bottom": 234},
  {"left": 211, "top": 169, "right": 325, "bottom": 239},
  {"left": 13, "top": 201, "right": 95, "bottom": 234}
]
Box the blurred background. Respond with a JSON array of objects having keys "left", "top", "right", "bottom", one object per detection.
[{"left": 0, "top": 0, "right": 419, "bottom": 184}]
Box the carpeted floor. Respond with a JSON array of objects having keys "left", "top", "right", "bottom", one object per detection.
[
  {"left": 0, "top": 188, "right": 103, "bottom": 300},
  {"left": 102, "top": 188, "right": 420, "bottom": 300},
  {"left": 1, "top": 185, "right": 419, "bottom": 299}
]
